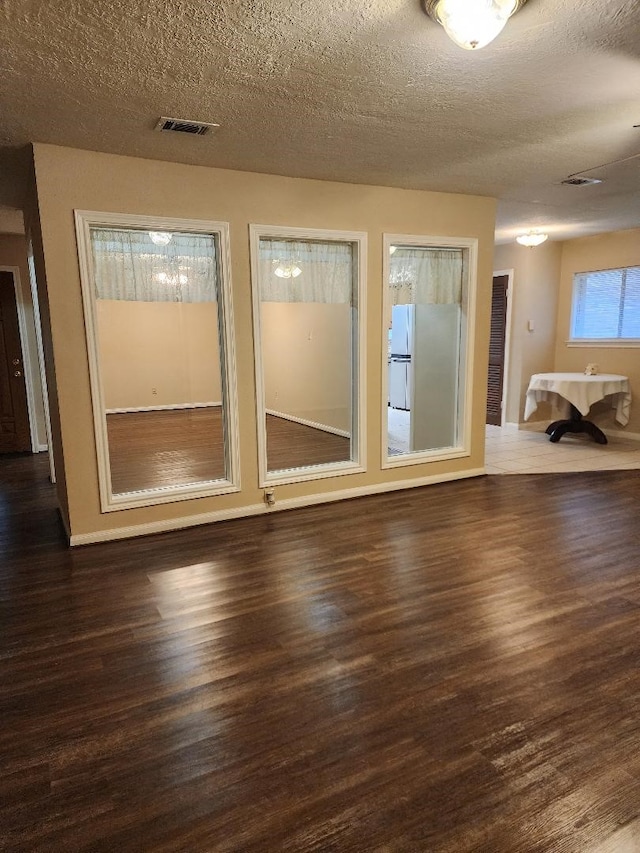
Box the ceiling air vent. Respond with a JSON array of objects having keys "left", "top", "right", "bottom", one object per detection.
[
  {"left": 561, "top": 176, "right": 603, "bottom": 186},
  {"left": 155, "top": 117, "right": 219, "bottom": 136}
]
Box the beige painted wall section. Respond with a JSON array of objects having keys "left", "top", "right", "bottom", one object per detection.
[
  {"left": 97, "top": 301, "right": 221, "bottom": 410},
  {"left": 32, "top": 143, "right": 496, "bottom": 540},
  {"left": 0, "top": 233, "right": 48, "bottom": 448},
  {"left": 261, "top": 302, "right": 350, "bottom": 433},
  {"left": 493, "top": 241, "right": 562, "bottom": 424},
  {"left": 554, "top": 228, "right": 640, "bottom": 434}
]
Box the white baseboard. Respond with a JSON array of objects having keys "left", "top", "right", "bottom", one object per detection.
[
  {"left": 105, "top": 402, "right": 220, "bottom": 414},
  {"left": 69, "top": 466, "right": 485, "bottom": 546},
  {"left": 266, "top": 409, "right": 350, "bottom": 439},
  {"left": 37, "top": 443, "right": 48, "bottom": 452}
]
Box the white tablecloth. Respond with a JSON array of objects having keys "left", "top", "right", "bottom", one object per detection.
[{"left": 524, "top": 372, "right": 631, "bottom": 426}]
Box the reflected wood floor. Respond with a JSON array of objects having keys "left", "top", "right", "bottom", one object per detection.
[
  {"left": 107, "top": 408, "right": 226, "bottom": 494},
  {"left": 106, "top": 410, "right": 351, "bottom": 494},
  {"left": 3, "top": 454, "right": 640, "bottom": 851},
  {"left": 265, "top": 414, "right": 351, "bottom": 470}
]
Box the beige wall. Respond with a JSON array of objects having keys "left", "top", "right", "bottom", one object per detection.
[
  {"left": 97, "top": 301, "right": 221, "bottom": 410},
  {"left": 554, "top": 228, "right": 640, "bottom": 434},
  {"left": 31, "top": 143, "right": 496, "bottom": 541},
  {"left": 261, "top": 302, "right": 350, "bottom": 433},
  {"left": 0, "top": 232, "right": 48, "bottom": 449},
  {"left": 493, "top": 241, "right": 562, "bottom": 424}
]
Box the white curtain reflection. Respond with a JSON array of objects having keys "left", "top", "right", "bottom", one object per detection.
[
  {"left": 90, "top": 229, "right": 217, "bottom": 303},
  {"left": 389, "top": 247, "right": 462, "bottom": 305},
  {"left": 259, "top": 239, "right": 353, "bottom": 304}
]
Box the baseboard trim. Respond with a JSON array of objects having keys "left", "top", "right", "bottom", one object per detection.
[
  {"left": 105, "top": 402, "right": 220, "bottom": 414},
  {"left": 37, "top": 443, "right": 48, "bottom": 452},
  {"left": 69, "top": 466, "right": 485, "bottom": 546},
  {"left": 266, "top": 409, "right": 350, "bottom": 438}
]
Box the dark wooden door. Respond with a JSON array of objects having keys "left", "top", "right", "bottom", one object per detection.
[
  {"left": 486, "top": 274, "right": 508, "bottom": 426},
  {"left": 0, "top": 271, "right": 31, "bottom": 452}
]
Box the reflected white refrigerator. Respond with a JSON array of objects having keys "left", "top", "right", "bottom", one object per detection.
[{"left": 389, "top": 305, "right": 413, "bottom": 410}]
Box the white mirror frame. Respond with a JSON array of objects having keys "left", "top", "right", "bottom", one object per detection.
[
  {"left": 381, "top": 233, "right": 478, "bottom": 470},
  {"left": 74, "top": 210, "right": 241, "bottom": 512},
  {"left": 249, "top": 224, "right": 367, "bottom": 487}
]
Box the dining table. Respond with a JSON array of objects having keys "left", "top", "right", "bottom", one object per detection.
[{"left": 523, "top": 372, "right": 631, "bottom": 444}]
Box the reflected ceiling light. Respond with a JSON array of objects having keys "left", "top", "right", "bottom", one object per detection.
[
  {"left": 273, "top": 263, "right": 302, "bottom": 279},
  {"left": 516, "top": 230, "right": 548, "bottom": 247},
  {"left": 421, "top": 0, "right": 528, "bottom": 50},
  {"left": 155, "top": 272, "right": 188, "bottom": 285},
  {"left": 149, "top": 231, "right": 172, "bottom": 246}
]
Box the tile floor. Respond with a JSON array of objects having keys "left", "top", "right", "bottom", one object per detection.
[
  {"left": 388, "top": 406, "right": 640, "bottom": 474},
  {"left": 485, "top": 423, "right": 640, "bottom": 475}
]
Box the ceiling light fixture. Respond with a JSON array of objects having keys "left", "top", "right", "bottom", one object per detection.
[
  {"left": 274, "top": 263, "right": 302, "bottom": 279},
  {"left": 516, "top": 231, "right": 548, "bottom": 247},
  {"left": 149, "top": 231, "right": 172, "bottom": 246},
  {"left": 421, "top": 0, "right": 528, "bottom": 50}
]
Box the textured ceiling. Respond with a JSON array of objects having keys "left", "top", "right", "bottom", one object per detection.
[{"left": 1, "top": 0, "right": 639, "bottom": 242}]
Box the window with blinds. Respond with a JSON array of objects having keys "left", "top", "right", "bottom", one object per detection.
[{"left": 571, "top": 265, "right": 640, "bottom": 340}]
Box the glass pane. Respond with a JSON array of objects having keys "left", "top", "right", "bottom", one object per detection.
[
  {"left": 89, "top": 227, "right": 229, "bottom": 496},
  {"left": 257, "top": 237, "right": 356, "bottom": 474},
  {"left": 386, "top": 245, "right": 465, "bottom": 457},
  {"left": 572, "top": 270, "right": 623, "bottom": 338}
]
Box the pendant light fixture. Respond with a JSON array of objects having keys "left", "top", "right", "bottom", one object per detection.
[
  {"left": 273, "top": 262, "right": 302, "bottom": 279},
  {"left": 422, "top": 0, "right": 528, "bottom": 50}
]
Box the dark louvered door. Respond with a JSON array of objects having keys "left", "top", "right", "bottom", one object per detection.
[
  {"left": 0, "top": 271, "right": 31, "bottom": 452},
  {"left": 486, "top": 274, "right": 508, "bottom": 426}
]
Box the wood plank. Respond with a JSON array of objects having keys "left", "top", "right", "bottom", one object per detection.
[{"left": 2, "top": 453, "right": 640, "bottom": 850}]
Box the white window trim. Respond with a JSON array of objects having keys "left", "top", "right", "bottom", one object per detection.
[
  {"left": 249, "top": 223, "right": 367, "bottom": 488},
  {"left": 380, "top": 233, "right": 478, "bottom": 470},
  {"left": 74, "top": 210, "right": 241, "bottom": 512}
]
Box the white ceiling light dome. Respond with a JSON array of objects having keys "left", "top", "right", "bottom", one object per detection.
[
  {"left": 149, "top": 231, "right": 173, "bottom": 246},
  {"left": 422, "top": 0, "right": 528, "bottom": 50},
  {"left": 516, "top": 231, "right": 549, "bottom": 247}
]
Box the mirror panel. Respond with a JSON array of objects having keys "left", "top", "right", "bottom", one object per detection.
[
  {"left": 251, "top": 227, "right": 365, "bottom": 484},
  {"left": 385, "top": 239, "right": 474, "bottom": 463},
  {"left": 75, "top": 214, "right": 239, "bottom": 510}
]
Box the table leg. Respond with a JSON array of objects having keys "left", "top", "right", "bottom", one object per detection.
[{"left": 547, "top": 404, "right": 608, "bottom": 444}]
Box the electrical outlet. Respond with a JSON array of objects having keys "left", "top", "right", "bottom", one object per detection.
[
  {"left": 264, "top": 489, "right": 275, "bottom": 506},
  {"left": 152, "top": 388, "right": 158, "bottom": 395}
]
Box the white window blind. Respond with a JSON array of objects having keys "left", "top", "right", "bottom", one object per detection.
[{"left": 571, "top": 265, "right": 640, "bottom": 340}]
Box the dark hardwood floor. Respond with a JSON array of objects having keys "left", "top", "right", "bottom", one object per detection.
[{"left": 2, "top": 452, "right": 640, "bottom": 851}]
